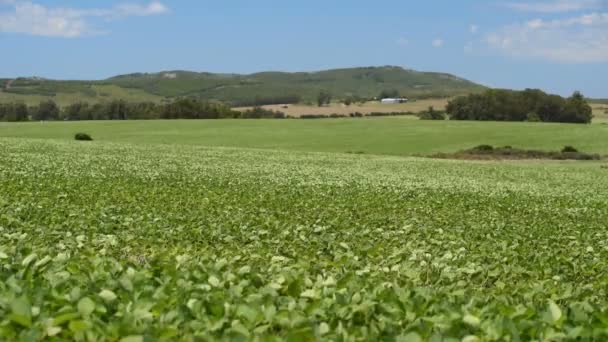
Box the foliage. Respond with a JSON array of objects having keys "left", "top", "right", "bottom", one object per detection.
[
  {"left": 1, "top": 138, "right": 608, "bottom": 340},
  {"left": 432, "top": 145, "right": 601, "bottom": 160},
  {"left": 0, "top": 99, "right": 240, "bottom": 121},
  {"left": 33, "top": 100, "right": 60, "bottom": 121},
  {"left": 418, "top": 106, "right": 446, "bottom": 120},
  {"left": 317, "top": 90, "right": 332, "bottom": 107},
  {"left": 379, "top": 89, "right": 400, "bottom": 99},
  {"left": 447, "top": 89, "right": 593, "bottom": 123},
  {"left": 472, "top": 144, "right": 494, "bottom": 152},
  {"left": 74, "top": 133, "right": 93, "bottom": 141},
  {"left": 239, "top": 106, "right": 286, "bottom": 119},
  {"left": 0, "top": 103, "right": 29, "bottom": 122}
]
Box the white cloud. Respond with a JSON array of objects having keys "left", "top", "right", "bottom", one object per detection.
[
  {"left": 432, "top": 39, "right": 444, "bottom": 47},
  {"left": 396, "top": 37, "right": 409, "bottom": 46},
  {"left": 504, "top": 0, "right": 604, "bottom": 13},
  {"left": 485, "top": 12, "right": 608, "bottom": 62},
  {"left": 470, "top": 25, "right": 479, "bottom": 34},
  {"left": 0, "top": 1, "right": 168, "bottom": 37},
  {"left": 114, "top": 2, "right": 169, "bottom": 17}
]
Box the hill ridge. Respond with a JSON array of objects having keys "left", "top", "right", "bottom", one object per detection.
[{"left": 1, "top": 66, "right": 486, "bottom": 106}]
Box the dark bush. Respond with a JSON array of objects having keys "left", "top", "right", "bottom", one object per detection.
[
  {"left": 437, "top": 145, "right": 600, "bottom": 161},
  {"left": 472, "top": 145, "right": 494, "bottom": 152},
  {"left": 239, "top": 106, "right": 285, "bottom": 119},
  {"left": 75, "top": 133, "right": 93, "bottom": 141},
  {"left": 562, "top": 146, "right": 578, "bottom": 153},
  {"left": 418, "top": 106, "right": 446, "bottom": 120}
]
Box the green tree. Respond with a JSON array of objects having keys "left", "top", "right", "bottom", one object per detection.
[
  {"left": 317, "top": 91, "right": 332, "bottom": 107},
  {"left": 561, "top": 91, "right": 593, "bottom": 123},
  {"left": 34, "top": 100, "right": 59, "bottom": 121},
  {"left": 379, "top": 89, "right": 399, "bottom": 99},
  {"left": 419, "top": 106, "right": 445, "bottom": 120}
]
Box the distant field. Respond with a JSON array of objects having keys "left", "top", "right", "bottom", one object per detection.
[
  {"left": 234, "top": 99, "right": 450, "bottom": 117},
  {"left": 2, "top": 118, "right": 607, "bottom": 156},
  {"left": 592, "top": 103, "right": 608, "bottom": 123}
]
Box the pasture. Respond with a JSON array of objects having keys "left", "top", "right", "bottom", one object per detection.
[
  {"left": 1, "top": 119, "right": 608, "bottom": 156},
  {"left": 1, "top": 136, "right": 608, "bottom": 339}
]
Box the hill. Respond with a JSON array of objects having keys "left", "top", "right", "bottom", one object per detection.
[{"left": 0, "top": 66, "right": 485, "bottom": 107}]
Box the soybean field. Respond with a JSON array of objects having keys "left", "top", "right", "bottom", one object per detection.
[{"left": 1, "top": 136, "right": 608, "bottom": 340}]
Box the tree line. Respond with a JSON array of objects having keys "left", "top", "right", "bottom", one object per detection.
[
  {"left": 446, "top": 89, "right": 593, "bottom": 123},
  {"left": 0, "top": 98, "right": 287, "bottom": 121}
]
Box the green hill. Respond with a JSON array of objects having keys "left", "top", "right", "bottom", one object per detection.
[{"left": 0, "top": 66, "right": 485, "bottom": 107}]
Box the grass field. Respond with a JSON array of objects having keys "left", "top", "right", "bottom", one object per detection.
[
  {"left": 1, "top": 119, "right": 607, "bottom": 156},
  {"left": 1, "top": 137, "right": 608, "bottom": 340},
  {"left": 234, "top": 99, "right": 450, "bottom": 117}
]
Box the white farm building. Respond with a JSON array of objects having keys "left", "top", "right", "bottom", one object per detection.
[{"left": 381, "top": 98, "right": 408, "bottom": 104}]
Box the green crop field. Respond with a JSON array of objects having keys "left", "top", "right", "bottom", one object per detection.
[
  {"left": 1, "top": 136, "right": 608, "bottom": 340},
  {"left": 1, "top": 119, "right": 608, "bottom": 156}
]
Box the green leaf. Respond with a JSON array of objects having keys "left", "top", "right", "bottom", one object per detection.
[
  {"left": 99, "top": 289, "right": 117, "bottom": 302},
  {"left": 21, "top": 253, "right": 37, "bottom": 267},
  {"left": 9, "top": 298, "right": 32, "bottom": 328},
  {"left": 77, "top": 297, "right": 96, "bottom": 316},
  {"left": 46, "top": 326, "right": 62, "bottom": 337},
  {"left": 208, "top": 275, "right": 221, "bottom": 287},
  {"left": 548, "top": 301, "right": 563, "bottom": 323},
  {"left": 68, "top": 320, "right": 90, "bottom": 333},
  {"left": 318, "top": 322, "right": 330, "bottom": 335},
  {"left": 400, "top": 332, "right": 422, "bottom": 342},
  {"left": 463, "top": 314, "right": 481, "bottom": 327},
  {"left": 120, "top": 336, "right": 144, "bottom": 342},
  {"left": 53, "top": 312, "right": 80, "bottom": 326}
]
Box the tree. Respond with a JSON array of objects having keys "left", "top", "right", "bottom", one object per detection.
[
  {"left": 317, "top": 91, "right": 332, "bottom": 107},
  {"left": 379, "top": 89, "right": 399, "bottom": 99},
  {"left": 34, "top": 100, "right": 59, "bottom": 121},
  {"left": 446, "top": 89, "right": 592, "bottom": 124},
  {"left": 561, "top": 91, "right": 593, "bottom": 123},
  {"left": 64, "top": 102, "right": 89, "bottom": 121},
  {"left": 13, "top": 103, "right": 28, "bottom": 121},
  {"left": 418, "top": 106, "right": 445, "bottom": 120}
]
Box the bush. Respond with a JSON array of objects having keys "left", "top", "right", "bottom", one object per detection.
[
  {"left": 418, "top": 106, "right": 446, "bottom": 120},
  {"left": 527, "top": 112, "right": 541, "bottom": 122},
  {"left": 562, "top": 146, "right": 578, "bottom": 153},
  {"left": 239, "top": 106, "right": 285, "bottom": 119},
  {"left": 472, "top": 145, "right": 494, "bottom": 152},
  {"left": 75, "top": 133, "right": 93, "bottom": 141}
]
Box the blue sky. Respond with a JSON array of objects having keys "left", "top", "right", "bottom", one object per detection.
[{"left": 0, "top": 0, "right": 606, "bottom": 97}]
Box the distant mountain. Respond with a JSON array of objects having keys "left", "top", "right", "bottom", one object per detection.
[{"left": 0, "top": 66, "right": 486, "bottom": 106}]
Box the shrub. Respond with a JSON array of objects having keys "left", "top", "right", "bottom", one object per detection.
[
  {"left": 527, "top": 112, "right": 541, "bottom": 122},
  {"left": 418, "top": 106, "right": 446, "bottom": 120},
  {"left": 562, "top": 146, "right": 578, "bottom": 153},
  {"left": 472, "top": 145, "right": 494, "bottom": 152},
  {"left": 75, "top": 133, "right": 93, "bottom": 141}
]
